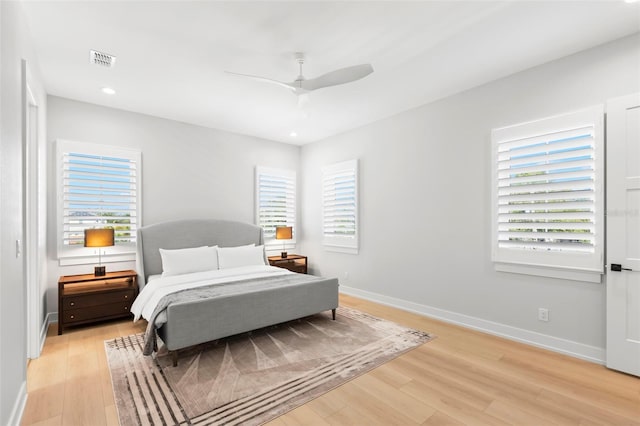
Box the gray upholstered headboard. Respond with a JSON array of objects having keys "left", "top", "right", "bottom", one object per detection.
[{"left": 136, "top": 219, "right": 264, "bottom": 287}]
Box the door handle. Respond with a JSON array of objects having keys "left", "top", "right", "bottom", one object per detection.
[{"left": 611, "top": 264, "right": 633, "bottom": 272}]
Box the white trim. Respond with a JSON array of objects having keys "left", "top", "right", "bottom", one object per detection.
[
  {"left": 340, "top": 285, "right": 605, "bottom": 364},
  {"left": 495, "top": 262, "right": 602, "bottom": 283},
  {"left": 7, "top": 381, "right": 27, "bottom": 426},
  {"left": 22, "top": 60, "right": 42, "bottom": 359},
  {"left": 324, "top": 244, "right": 359, "bottom": 255},
  {"left": 39, "top": 312, "right": 58, "bottom": 353}
]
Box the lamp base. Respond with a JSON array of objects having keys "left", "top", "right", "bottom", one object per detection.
[
  {"left": 281, "top": 251, "right": 288, "bottom": 259},
  {"left": 94, "top": 266, "right": 106, "bottom": 276}
]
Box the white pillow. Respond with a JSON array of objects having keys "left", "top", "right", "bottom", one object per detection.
[
  {"left": 218, "top": 244, "right": 266, "bottom": 269},
  {"left": 160, "top": 246, "right": 219, "bottom": 277}
]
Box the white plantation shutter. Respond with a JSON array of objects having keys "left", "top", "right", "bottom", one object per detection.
[
  {"left": 255, "top": 167, "right": 296, "bottom": 246},
  {"left": 323, "top": 159, "right": 358, "bottom": 254},
  {"left": 57, "top": 140, "right": 141, "bottom": 261},
  {"left": 492, "top": 106, "right": 604, "bottom": 278}
]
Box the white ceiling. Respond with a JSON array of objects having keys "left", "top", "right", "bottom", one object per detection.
[{"left": 22, "top": 1, "right": 640, "bottom": 145}]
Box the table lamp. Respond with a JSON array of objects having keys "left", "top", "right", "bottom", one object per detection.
[
  {"left": 275, "top": 226, "right": 292, "bottom": 259},
  {"left": 84, "top": 228, "right": 114, "bottom": 276}
]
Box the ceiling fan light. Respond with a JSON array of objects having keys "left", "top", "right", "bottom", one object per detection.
[{"left": 297, "top": 93, "right": 310, "bottom": 109}]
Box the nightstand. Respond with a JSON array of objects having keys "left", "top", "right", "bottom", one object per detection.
[
  {"left": 58, "top": 270, "right": 138, "bottom": 335},
  {"left": 268, "top": 254, "right": 308, "bottom": 274}
]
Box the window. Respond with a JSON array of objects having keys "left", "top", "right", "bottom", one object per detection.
[
  {"left": 491, "top": 106, "right": 604, "bottom": 281},
  {"left": 323, "top": 159, "right": 359, "bottom": 254},
  {"left": 255, "top": 167, "right": 296, "bottom": 248},
  {"left": 56, "top": 140, "right": 141, "bottom": 264}
]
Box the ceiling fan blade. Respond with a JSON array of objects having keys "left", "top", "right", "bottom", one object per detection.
[
  {"left": 225, "top": 71, "right": 296, "bottom": 92},
  {"left": 298, "top": 64, "right": 373, "bottom": 91}
]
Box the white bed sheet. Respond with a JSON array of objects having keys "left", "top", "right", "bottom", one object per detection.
[{"left": 131, "top": 265, "right": 292, "bottom": 322}]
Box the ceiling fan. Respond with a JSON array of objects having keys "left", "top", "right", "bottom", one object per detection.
[{"left": 226, "top": 52, "right": 374, "bottom": 107}]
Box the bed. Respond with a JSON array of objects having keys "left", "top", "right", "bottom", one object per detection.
[{"left": 133, "top": 219, "right": 339, "bottom": 366}]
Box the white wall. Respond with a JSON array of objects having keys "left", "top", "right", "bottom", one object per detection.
[
  {"left": 0, "top": 2, "right": 47, "bottom": 424},
  {"left": 300, "top": 34, "right": 640, "bottom": 361},
  {"left": 46, "top": 96, "right": 300, "bottom": 313}
]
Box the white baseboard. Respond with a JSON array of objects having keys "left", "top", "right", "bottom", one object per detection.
[
  {"left": 340, "top": 285, "right": 605, "bottom": 364},
  {"left": 39, "top": 312, "right": 58, "bottom": 353},
  {"left": 7, "top": 381, "right": 27, "bottom": 426}
]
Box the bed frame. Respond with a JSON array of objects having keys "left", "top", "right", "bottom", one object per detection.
[{"left": 136, "top": 219, "right": 339, "bottom": 365}]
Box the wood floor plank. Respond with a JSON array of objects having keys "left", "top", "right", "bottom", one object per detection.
[
  {"left": 350, "top": 373, "right": 437, "bottom": 423},
  {"left": 61, "top": 375, "right": 107, "bottom": 426},
  {"left": 277, "top": 404, "right": 331, "bottom": 426},
  {"left": 535, "top": 388, "right": 639, "bottom": 426},
  {"left": 22, "top": 294, "right": 640, "bottom": 426},
  {"left": 422, "top": 410, "right": 468, "bottom": 426},
  {"left": 25, "top": 415, "right": 62, "bottom": 426},
  {"left": 302, "top": 387, "right": 349, "bottom": 419},
  {"left": 399, "top": 378, "right": 510, "bottom": 426},
  {"left": 484, "top": 399, "right": 556, "bottom": 426},
  {"left": 333, "top": 380, "right": 420, "bottom": 425},
  {"left": 20, "top": 384, "right": 65, "bottom": 425}
]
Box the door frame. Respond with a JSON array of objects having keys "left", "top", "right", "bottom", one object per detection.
[{"left": 22, "top": 59, "right": 41, "bottom": 359}]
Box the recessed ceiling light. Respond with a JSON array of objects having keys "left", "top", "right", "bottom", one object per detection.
[
  {"left": 101, "top": 87, "right": 116, "bottom": 95},
  {"left": 289, "top": 131, "right": 298, "bottom": 137}
]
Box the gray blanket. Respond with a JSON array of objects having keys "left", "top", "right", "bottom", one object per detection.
[{"left": 142, "top": 273, "right": 325, "bottom": 355}]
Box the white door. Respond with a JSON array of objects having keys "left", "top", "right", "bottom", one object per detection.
[{"left": 606, "top": 93, "right": 640, "bottom": 376}]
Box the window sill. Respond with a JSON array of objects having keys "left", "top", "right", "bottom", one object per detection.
[
  {"left": 324, "top": 244, "right": 359, "bottom": 255},
  {"left": 494, "top": 262, "right": 602, "bottom": 283},
  {"left": 58, "top": 252, "right": 136, "bottom": 266}
]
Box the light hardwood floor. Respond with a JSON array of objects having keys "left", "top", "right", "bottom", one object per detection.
[{"left": 22, "top": 294, "right": 640, "bottom": 425}]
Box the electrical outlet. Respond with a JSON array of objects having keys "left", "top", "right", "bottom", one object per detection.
[
  {"left": 538, "top": 308, "right": 549, "bottom": 322},
  {"left": 344, "top": 272, "right": 349, "bottom": 281}
]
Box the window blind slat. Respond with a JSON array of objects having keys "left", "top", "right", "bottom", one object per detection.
[
  {"left": 497, "top": 126, "right": 593, "bottom": 152},
  {"left": 498, "top": 200, "right": 593, "bottom": 213},
  {"left": 497, "top": 134, "right": 593, "bottom": 159},
  {"left": 497, "top": 180, "right": 593, "bottom": 196},
  {"left": 498, "top": 147, "right": 593, "bottom": 170},
  {"left": 498, "top": 240, "right": 594, "bottom": 252},
  {"left": 498, "top": 221, "right": 594, "bottom": 231},
  {"left": 498, "top": 210, "right": 594, "bottom": 221}
]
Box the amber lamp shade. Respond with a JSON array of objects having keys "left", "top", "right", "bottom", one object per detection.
[
  {"left": 84, "top": 228, "right": 115, "bottom": 276},
  {"left": 275, "top": 226, "right": 293, "bottom": 258}
]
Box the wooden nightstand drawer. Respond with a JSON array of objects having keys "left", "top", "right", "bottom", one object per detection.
[
  {"left": 268, "top": 255, "right": 308, "bottom": 274},
  {"left": 284, "top": 262, "right": 306, "bottom": 274},
  {"left": 65, "top": 289, "right": 136, "bottom": 310},
  {"left": 64, "top": 301, "right": 133, "bottom": 324}
]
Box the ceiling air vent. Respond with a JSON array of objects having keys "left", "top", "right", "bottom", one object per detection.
[{"left": 90, "top": 50, "right": 116, "bottom": 68}]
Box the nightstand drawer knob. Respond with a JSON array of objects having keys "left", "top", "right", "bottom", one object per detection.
[
  {"left": 70, "top": 315, "right": 75, "bottom": 319},
  {"left": 124, "top": 295, "right": 128, "bottom": 299},
  {"left": 69, "top": 302, "right": 75, "bottom": 306},
  {"left": 124, "top": 307, "right": 128, "bottom": 311}
]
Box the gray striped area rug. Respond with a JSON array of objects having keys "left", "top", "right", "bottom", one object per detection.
[{"left": 105, "top": 306, "right": 433, "bottom": 425}]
